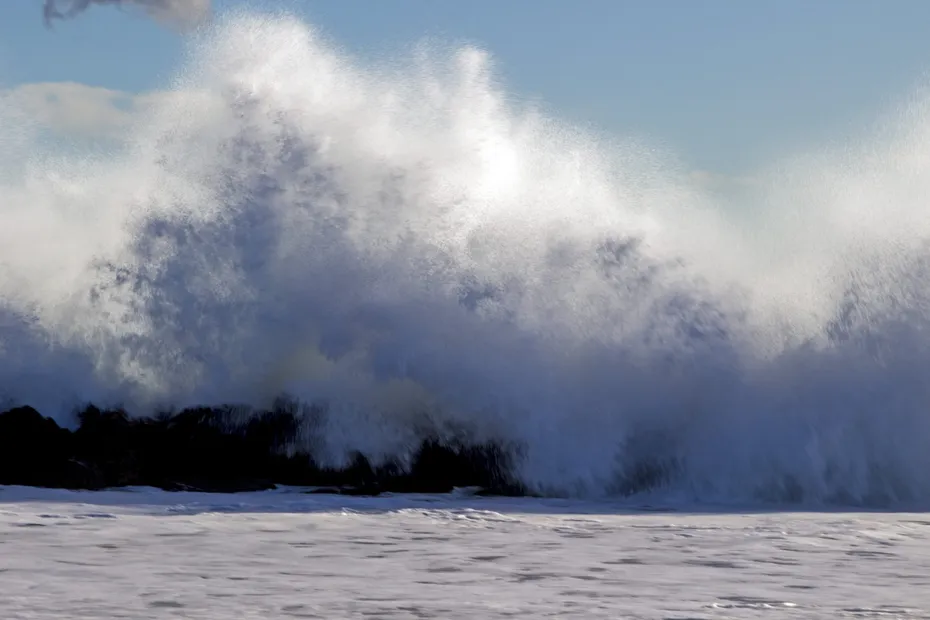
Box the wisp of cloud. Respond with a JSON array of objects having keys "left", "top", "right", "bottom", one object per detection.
[{"left": 43, "top": 0, "right": 210, "bottom": 30}]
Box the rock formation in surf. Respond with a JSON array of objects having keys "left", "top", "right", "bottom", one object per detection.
[{"left": 0, "top": 404, "right": 523, "bottom": 496}]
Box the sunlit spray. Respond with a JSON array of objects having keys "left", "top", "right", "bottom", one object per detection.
[{"left": 3, "top": 10, "right": 930, "bottom": 503}]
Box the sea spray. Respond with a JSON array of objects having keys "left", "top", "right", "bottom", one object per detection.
[{"left": 2, "top": 10, "right": 930, "bottom": 503}]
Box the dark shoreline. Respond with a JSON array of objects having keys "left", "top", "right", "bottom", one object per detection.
[{"left": 0, "top": 405, "right": 526, "bottom": 497}]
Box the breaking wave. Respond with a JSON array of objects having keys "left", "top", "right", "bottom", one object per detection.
[{"left": 3, "top": 10, "right": 930, "bottom": 505}]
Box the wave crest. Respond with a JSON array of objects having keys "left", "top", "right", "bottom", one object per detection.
[{"left": 3, "top": 11, "right": 930, "bottom": 504}]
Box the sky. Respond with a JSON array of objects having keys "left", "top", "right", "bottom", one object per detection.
[{"left": 2, "top": 0, "right": 930, "bottom": 176}]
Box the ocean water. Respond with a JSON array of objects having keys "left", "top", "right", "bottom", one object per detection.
[
  {"left": 3, "top": 487, "right": 930, "bottom": 619},
  {"left": 3, "top": 9, "right": 930, "bottom": 504}
]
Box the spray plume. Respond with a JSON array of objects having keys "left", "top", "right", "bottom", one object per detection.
[{"left": 7, "top": 10, "right": 930, "bottom": 504}]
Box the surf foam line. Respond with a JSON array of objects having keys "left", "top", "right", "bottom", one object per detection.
[{"left": 3, "top": 10, "right": 930, "bottom": 505}]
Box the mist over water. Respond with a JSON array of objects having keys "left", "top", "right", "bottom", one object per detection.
[{"left": 3, "top": 11, "right": 930, "bottom": 504}]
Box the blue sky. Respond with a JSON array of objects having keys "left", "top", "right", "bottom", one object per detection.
[{"left": 3, "top": 0, "right": 930, "bottom": 175}]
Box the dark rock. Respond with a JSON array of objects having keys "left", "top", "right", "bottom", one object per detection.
[
  {"left": 0, "top": 406, "right": 81, "bottom": 488},
  {"left": 0, "top": 402, "right": 525, "bottom": 496}
]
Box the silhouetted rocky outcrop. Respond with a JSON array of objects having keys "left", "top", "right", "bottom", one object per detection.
[{"left": 0, "top": 404, "right": 525, "bottom": 496}]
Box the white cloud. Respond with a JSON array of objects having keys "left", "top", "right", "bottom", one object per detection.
[
  {"left": 44, "top": 0, "right": 211, "bottom": 32},
  {"left": 1, "top": 82, "right": 167, "bottom": 140}
]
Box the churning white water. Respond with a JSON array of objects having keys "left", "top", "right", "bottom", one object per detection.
[{"left": 3, "top": 10, "right": 930, "bottom": 503}]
